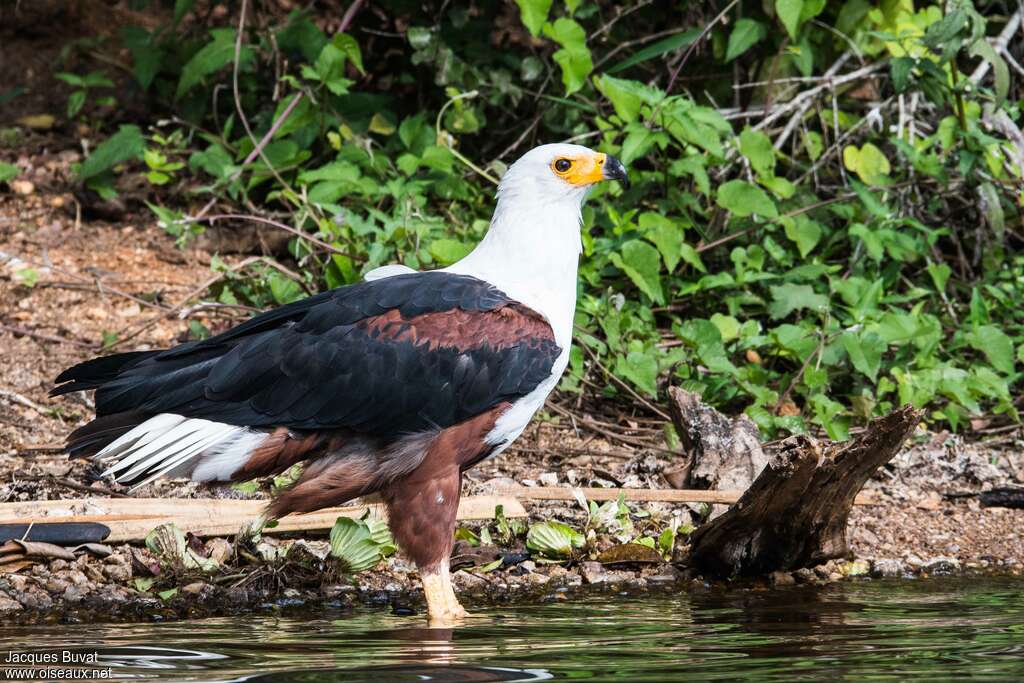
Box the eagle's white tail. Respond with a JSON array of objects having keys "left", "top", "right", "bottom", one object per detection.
[{"left": 94, "top": 413, "right": 267, "bottom": 489}]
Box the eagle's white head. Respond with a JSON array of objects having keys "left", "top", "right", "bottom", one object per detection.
[
  {"left": 442, "top": 143, "right": 628, "bottom": 347},
  {"left": 496, "top": 143, "right": 629, "bottom": 206}
]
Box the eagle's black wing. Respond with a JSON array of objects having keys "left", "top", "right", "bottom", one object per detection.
[{"left": 53, "top": 272, "right": 560, "bottom": 437}]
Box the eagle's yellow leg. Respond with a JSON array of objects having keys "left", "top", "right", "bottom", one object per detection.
[{"left": 421, "top": 560, "right": 468, "bottom": 626}]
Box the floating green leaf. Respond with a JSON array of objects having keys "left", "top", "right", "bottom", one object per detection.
[
  {"left": 329, "top": 517, "right": 386, "bottom": 573},
  {"left": 526, "top": 521, "right": 585, "bottom": 560}
]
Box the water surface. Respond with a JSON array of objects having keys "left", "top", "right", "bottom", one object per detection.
[{"left": 3, "top": 578, "right": 1023, "bottom": 681}]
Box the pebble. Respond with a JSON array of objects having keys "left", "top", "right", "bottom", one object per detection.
[
  {"left": 871, "top": 558, "right": 905, "bottom": 578},
  {"left": 11, "top": 179, "right": 35, "bottom": 195},
  {"left": 770, "top": 571, "right": 796, "bottom": 586},
  {"left": 843, "top": 559, "right": 871, "bottom": 577},
  {"left": 793, "top": 568, "right": 818, "bottom": 584},
  {"left": 538, "top": 472, "right": 558, "bottom": 487},
  {"left": 923, "top": 557, "right": 961, "bottom": 576},
  {"left": 0, "top": 593, "right": 24, "bottom": 613}
]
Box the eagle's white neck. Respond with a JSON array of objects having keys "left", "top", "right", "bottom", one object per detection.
[{"left": 444, "top": 191, "right": 583, "bottom": 348}]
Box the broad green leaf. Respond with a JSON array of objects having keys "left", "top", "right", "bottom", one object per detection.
[
  {"left": 710, "top": 313, "right": 741, "bottom": 343},
  {"left": 593, "top": 74, "right": 662, "bottom": 123},
  {"left": 617, "top": 351, "right": 659, "bottom": 396},
  {"left": 329, "top": 517, "right": 383, "bottom": 573},
  {"left": 967, "top": 325, "right": 1014, "bottom": 374},
  {"left": 526, "top": 521, "right": 585, "bottom": 559},
  {"left": 716, "top": 180, "right": 778, "bottom": 218},
  {"left": 725, "top": 19, "right": 766, "bottom": 62},
  {"left": 177, "top": 29, "right": 250, "bottom": 99},
  {"left": 776, "top": 0, "right": 804, "bottom": 39},
  {"left": 429, "top": 238, "right": 473, "bottom": 265},
  {"left": 267, "top": 272, "right": 304, "bottom": 304},
  {"left": 639, "top": 212, "right": 683, "bottom": 271},
  {"left": 926, "top": 262, "right": 951, "bottom": 293},
  {"left": 768, "top": 283, "right": 827, "bottom": 319},
  {"left": 782, "top": 215, "right": 823, "bottom": 257},
  {"left": 843, "top": 143, "right": 890, "bottom": 185},
  {"left": 761, "top": 175, "right": 795, "bottom": 199},
  {"left": 515, "top": 0, "right": 553, "bottom": 37},
  {"left": 333, "top": 33, "right": 365, "bottom": 75},
  {"left": 80, "top": 124, "right": 145, "bottom": 180},
  {"left": 613, "top": 239, "right": 665, "bottom": 304},
  {"left": 841, "top": 331, "right": 886, "bottom": 382},
  {"left": 620, "top": 125, "right": 661, "bottom": 165},
  {"left": 739, "top": 127, "right": 775, "bottom": 177},
  {"left": 0, "top": 162, "right": 17, "bottom": 183},
  {"left": 544, "top": 19, "right": 593, "bottom": 95}
]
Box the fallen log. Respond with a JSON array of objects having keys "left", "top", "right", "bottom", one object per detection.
[
  {"left": 688, "top": 405, "right": 922, "bottom": 577},
  {"left": 0, "top": 495, "right": 526, "bottom": 543}
]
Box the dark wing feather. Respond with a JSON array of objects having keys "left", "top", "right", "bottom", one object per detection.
[{"left": 53, "top": 272, "right": 560, "bottom": 439}]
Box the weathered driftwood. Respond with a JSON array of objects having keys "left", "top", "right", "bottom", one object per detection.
[
  {"left": 688, "top": 405, "right": 922, "bottom": 577},
  {"left": 498, "top": 485, "right": 880, "bottom": 506},
  {"left": 666, "top": 386, "right": 769, "bottom": 493},
  {"left": 0, "top": 495, "right": 526, "bottom": 543}
]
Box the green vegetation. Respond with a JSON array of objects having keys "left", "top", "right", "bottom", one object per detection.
[{"left": 45, "top": 0, "right": 1024, "bottom": 437}]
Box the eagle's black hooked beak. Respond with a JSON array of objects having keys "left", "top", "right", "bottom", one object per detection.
[{"left": 602, "top": 155, "right": 630, "bottom": 189}]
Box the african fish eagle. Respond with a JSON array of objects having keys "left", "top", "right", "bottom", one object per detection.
[{"left": 51, "top": 143, "right": 628, "bottom": 624}]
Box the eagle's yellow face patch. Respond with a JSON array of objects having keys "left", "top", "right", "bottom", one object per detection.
[{"left": 551, "top": 152, "right": 608, "bottom": 186}]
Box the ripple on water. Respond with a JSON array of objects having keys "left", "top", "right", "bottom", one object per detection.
[{"left": 1, "top": 578, "right": 1023, "bottom": 682}]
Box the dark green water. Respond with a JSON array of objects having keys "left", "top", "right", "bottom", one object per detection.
[{"left": 3, "top": 578, "right": 1024, "bottom": 681}]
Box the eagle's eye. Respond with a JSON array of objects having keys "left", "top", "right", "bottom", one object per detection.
[{"left": 554, "top": 158, "right": 573, "bottom": 173}]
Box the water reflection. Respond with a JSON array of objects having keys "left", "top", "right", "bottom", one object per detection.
[{"left": 1, "top": 578, "right": 1022, "bottom": 681}]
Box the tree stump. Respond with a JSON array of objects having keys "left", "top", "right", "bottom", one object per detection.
[
  {"left": 666, "top": 387, "right": 769, "bottom": 494},
  {"left": 688, "top": 405, "right": 922, "bottom": 577}
]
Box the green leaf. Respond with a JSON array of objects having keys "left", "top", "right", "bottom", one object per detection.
[
  {"left": 769, "top": 283, "right": 827, "bottom": 319},
  {"left": 967, "top": 325, "right": 1015, "bottom": 375},
  {"left": 612, "top": 239, "right": 665, "bottom": 304},
  {"left": 617, "top": 351, "right": 658, "bottom": 396},
  {"left": 739, "top": 127, "right": 775, "bottom": 177},
  {"left": 776, "top": 0, "right": 804, "bottom": 40},
  {"left": 782, "top": 215, "right": 822, "bottom": 257},
  {"left": 544, "top": 19, "right": 593, "bottom": 95},
  {"left": 843, "top": 143, "right": 890, "bottom": 185},
  {"left": 716, "top": 180, "right": 778, "bottom": 218},
  {"left": 67, "top": 90, "right": 86, "bottom": 118},
  {"left": 329, "top": 517, "right": 384, "bottom": 573},
  {"left": 639, "top": 212, "right": 683, "bottom": 272},
  {"left": 725, "top": 19, "right": 766, "bottom": 62},
  {"left": 429, "top": 238, "right": 473, "bottom": 265},
  {"left": 333, "top": 33, "right": 365, "bottom": 75},
  {"left": 926, "top": 262, "right": 951, "bottom": 293},
  {"left": 515, "top": 0, "right": 553, "bottom": 37},
  {"left": 0, "top": 162, "right": 18, "bottom": 184},
  {"left": 80, "top": 124, "right": 145, "bottom": 180},
  {"left": 710, "top": 313, "right": 741, "bottom": 343},
  {"left": 608, "top": 29, "right": 699, "bottom": 74},
  {"left": 841, "top": 331, "right": 886, "bottom": 382},
  {"left": 890, "top": 57, "right": 915, "bottom": 93},
  {"left": 593, "top": 74, "right": 661, "bottom": 123},
  {"left": 177, "top": 29, "right": 249, "bottom": 99},
  {"left": 267, "top": 272, "right": 304, "bottom": 305},
  {"left": 526, "top": 521, "right": 585, "bottom": 560}
]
